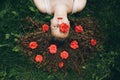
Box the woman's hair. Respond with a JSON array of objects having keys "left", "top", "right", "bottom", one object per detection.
[{"left": 19, "top": 17, "right": 102, "bottom": 72}]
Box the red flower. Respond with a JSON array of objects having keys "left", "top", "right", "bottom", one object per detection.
[
  {"left": 60, "top": 51, "right": 69, "bottom": 59},
  {"left": 29, "top": 41, "right": 38, "bottom": 49},
  {"left": 59, "top": 62, "right": 64, "bottom": 68},
  {"left": 75, "top": 25, "right": 83, "bottom": 33},
  {"left": 70, "top": 40, "right": 79, "bottom": 49},
  {"left": 35, "top": 55, "right": 43, "bottom": 63},
  {"left": 42, "top": 24, "right": 49, "bottom": 32},
  {"left": 48, "top": 44, "right": 57, "bottom": 54},
  {"left": 59, "top": 23, "right": 70, "bottom": 33},
  {"left": 90, "top": 39, "right": 97, "bottom": 46}
]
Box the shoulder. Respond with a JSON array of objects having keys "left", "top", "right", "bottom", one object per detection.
[
  {"left": 33, "top": 0, "right": 46, "bottom": 13},
  {"left": 77, "top": 0, "right": 87, "bottom": 11},
  {"left": 72, "top": 0, "right": 87, "bottom": 13}
]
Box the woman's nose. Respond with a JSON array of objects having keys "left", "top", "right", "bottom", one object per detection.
[{"left": 58, "top": 20, "right": 62, "bottom": 24}]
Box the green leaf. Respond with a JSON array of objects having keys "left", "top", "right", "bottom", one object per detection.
[
  {"left": 12, "top": 46, "right": 20, "bottom": 52},
  {"left": 82, "top": 66, "right": 86, "bottom": 69},
  {"left": 8, "top": 69, "right": 17, "bottom": 78},
  {"left": 0, "top": 44, "right": 9, "bottom": 47},
  {"left": 0, "top": 10, "right": 7, "bottom": 18},
  {"left": 5, "top": 34, "right": 10, "bottom": 39},
  {"left": 87, "top": 14, "right": 90, "bottom": 17},
  {"left": 44, "top": 15, "right": 51, "bottom": 20},
  {"left": 29, "top": 6, "right": 36, "bottom": 12},
  {"left": 0, "top": 78, "right": 4, "bottom": 80},
  {"left": 14, "top": 38, "right": 18, "bottom": 42},
  {"left": 11, "top": 33, "right": 20, "bottom": 38},
  {"left": 0, "top": 71, "right": 7, "bottom": 77},
  {"left": 47, "top": 75, "right": 54, "bottom": 80},
  {"left": 96, "top": 63, "right": 101, "bottom": 68},
  {"left": 11, "top": 11, "right": 18, "bottom": 16}
]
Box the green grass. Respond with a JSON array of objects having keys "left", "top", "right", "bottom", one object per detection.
[{"left": 0, "top": 0, "right": 120, "bottom": 80}]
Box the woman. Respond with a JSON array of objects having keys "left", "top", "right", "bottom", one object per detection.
[{"left": 33, "top": 0, "right": 87, "bottom": 39}]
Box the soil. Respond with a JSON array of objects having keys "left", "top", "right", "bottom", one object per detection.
[{"left": 19, "top": 17, "right": 102, "bottom": 72}]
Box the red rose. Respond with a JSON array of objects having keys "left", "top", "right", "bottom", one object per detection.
[
  {"left": 60, "top": 51, "right": 69, "bottom": 59},
  {"left": 59, "top": 62, "right": 64, "bottom": 68},
  {"left": 70, "top": 40, "right": 79, "bottom": 49},
  {"left": 75, "top": 25, "right": 83, "bottom": 33},
  {"left": 90, "top": 39, "right": 97, "bottom": 46},
  {"left": 42, "top": 24, "right": 49, "bottom": 32},
  {"left": 48, "top": 44, "right": 57, "bottom": 54},
  {"left": 29, "top": 41, "right": 38, "bottom": 49},
  {"left": 59, "top": 23, "right": 70, "bottom": 33},
  {"left": 35, "top": 55, "right": 43, "bottom": 63}
]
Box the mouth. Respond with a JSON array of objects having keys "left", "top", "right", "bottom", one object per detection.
[{"left": 57, "top": 17, "right": 63, "bottom": 20}]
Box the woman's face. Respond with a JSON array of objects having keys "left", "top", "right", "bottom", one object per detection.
[{"left": 50, "top": 17, "right": 70, "bottom": 39}]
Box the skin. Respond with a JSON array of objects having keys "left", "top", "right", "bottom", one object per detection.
[{"left": 33, "top": 0, "right": 87, "bottom": 39}]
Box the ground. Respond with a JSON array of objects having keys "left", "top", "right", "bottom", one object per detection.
[{"left": 0, "top": 0, "right": 120, "bottom": 80}]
